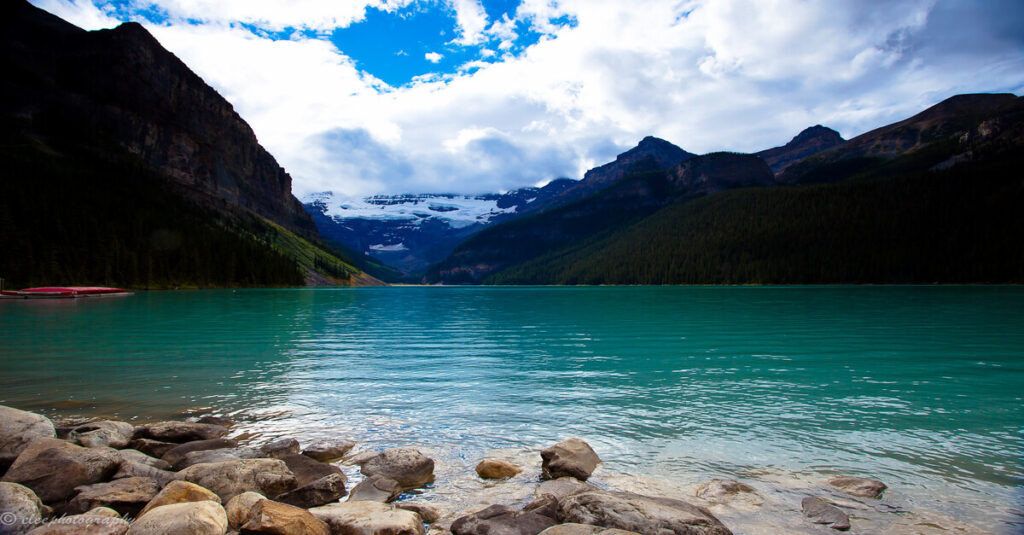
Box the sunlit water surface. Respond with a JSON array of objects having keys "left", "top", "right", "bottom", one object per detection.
[{"left": 1, "top": 287, "right": 1022, "bottom": 532}]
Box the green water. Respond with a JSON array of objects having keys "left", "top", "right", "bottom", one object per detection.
[{"left": 1, "top": 286, "right": 1022, "bottom": 530}]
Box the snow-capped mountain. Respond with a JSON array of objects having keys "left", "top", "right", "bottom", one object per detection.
[{"left": 304, "top": 180, "right": 576, "bottom": 275}]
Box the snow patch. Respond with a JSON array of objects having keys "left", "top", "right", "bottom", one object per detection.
[{"left": 303, "top": 192, "right": 517, "bottom": 226}]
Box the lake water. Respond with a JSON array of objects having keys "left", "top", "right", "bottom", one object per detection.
[{"left": 1, "top": 286, "right": 1022, "bottom": 532}]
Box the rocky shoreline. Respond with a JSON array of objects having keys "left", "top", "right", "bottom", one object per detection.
[{"left": 0, "top": 404, "right": 991, "bottom": 534}]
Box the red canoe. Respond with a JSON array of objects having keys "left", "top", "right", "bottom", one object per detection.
[{"left": 0, "top": 286, "right": 132, "bottom": 299}]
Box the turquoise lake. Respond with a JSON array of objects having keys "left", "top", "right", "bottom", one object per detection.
[{"left": 1, "top": 286, "right": 1022, "bottom": 532}]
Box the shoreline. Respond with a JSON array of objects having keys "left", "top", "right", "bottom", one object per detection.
[{"left": 0, "top": 405, "right": 1002, "bottom": 534}]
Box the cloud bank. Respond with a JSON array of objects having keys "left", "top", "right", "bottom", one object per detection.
[{"left": 32, "top": 0, "right": 1024, "bottom": 196}]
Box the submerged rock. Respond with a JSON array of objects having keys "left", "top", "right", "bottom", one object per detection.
[
  {"left": 309, "top": 501, "right": 425, "bottom": 535},
  {"left": 241, "top": 498, "right": 330, "bottom": 535},
  {"left": 534, "top": 477, "right": 596, "bottom": 501},
  {"left": 138, "top": 480, "right": 221, "bottom": 518},
  {"left": 693, "top": 479, "right": 761, "bottom": 505},
  {"left": 557, "top": 490, "right": 732, "bottom": 535},
  {"left": 275, "top": 473, "right": 347, "bottom": 508},
  {"left": 360, "top": 448, "right": 435, "bottom": 489},
  {"left": 70, "top": 421, "right": 134, "bottom": 449},
  {"left": 66, "top": 477, "right": 160, "bottom": 517},
  {"left": 348, "top": 475, "right": 402, "bottom": 503},
  {"left": 0, "top": 481, "right": 44, "bottom": 535},
  {"left": 0, "top": 406, "right": 56, "bottom": 470},
  {"left": 802, "top": 496, "right": 850, "bottom": 531},
  {"left": 475, "top": 460, "right": 522, "bottom": 480},
  {"left": 541, "top": 439, "right": 600, "bottom": 481},
  {"left": 174, "top": 459, "right": 297, "bottom": 502},
  {"left": 2, "top": 438, "right": 120, "bottom": 503},
  {"left": 302, "top": 439, "right": 355, "bottom": 463},
  {"left": 450, "top": 504, "right": 557, "bottom": 535},
  {"left": 125, "top": 501, "right": 227, "bottom": 535},
  {"left": 133, "top": 422, "right": 227, "bottom": 444},
  {"left": 826, "top": 476, "right": 887, "bottom": 499}
]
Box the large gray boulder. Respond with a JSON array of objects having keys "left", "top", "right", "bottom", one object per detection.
[
  {"left": 0, "top": 407, "right": 55, "bottom": 470},
  {"left": 275, "top": 473, "right": 347, "bottom": 508},
  {"left": 360, "top": 448, "right": 434, "bottom": 489},
  {"left": 174, "top": 459, "right": 297, "bottom": 503},
  {"left": 557, "top": 490, "right": 732, "bottom": 535},
  {"left": 1, "top": 439, "right": 119, "bottom": 503},
  {"left": 0, "top": 481, "right": 44, "bottom": 535},
  {"left": 302, "top": 439, "right": 355, "bottom": 463},
  {"left": 801, "top": 496, "right": 850, "bottom": 531},
  {"left": 826, "top": 476, "right": 887, "bottom": 499},
  {"left": 541, "top": 439, "right": 600, "bottom": 481},
  {"left": 25, "top": 514, "right": 130, "bottom": 535},
  {"left": 260, "top": 438, "right": 300, "bottom": 459},
  {"left": 70, "top": 421, "right": 134, "bottom": 450},
  {"left": 280, "top": 453, "right": 345, "bottom": 488},
  {"left": 125, "top": 501, "right": 228, "bottom": 535},
  {"left": 309, "top": 502, "right": 424, "bottom": 535},
  {"left": 66, "top": 477, "right": 160, "bottom": 517},
  {"left": 160, "top": 439, "right": 238, "bottom": 468},
  {"left": 451, "top": 504, "right": 557, "bottom": 535},
  {"left": 347, "top": 475, "right": 402, "bottom": 503},
  {"left": 132, "top": 422, "right": 227, "bottom": 444}
]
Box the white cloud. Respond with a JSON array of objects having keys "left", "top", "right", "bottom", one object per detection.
[
  {"left": 29, "top": 0, "right": 1024, "bottom": 198},
  {"left": 424, "top": 51, "right": 443, "bottom": 63},
  {"left": 446, "top": 0, "right": 489, "bottom": 45}
]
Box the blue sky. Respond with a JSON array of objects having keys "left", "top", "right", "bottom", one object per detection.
[{"left": 31, "top": 0, "right": 1024, "bottom": 197}]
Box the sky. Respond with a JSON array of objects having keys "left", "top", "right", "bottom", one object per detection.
[{"left": 31, "top": 0, "right": 1024, "bottom": 197}]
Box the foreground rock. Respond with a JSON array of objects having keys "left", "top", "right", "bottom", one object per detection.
[
  {"left": 475, "top": 460, "right": 522, "bottom": 480},
  {"left": 138, "top": 480, "right": 221, "bottom": 518},
  {"left": 396, "top": 502, "right": 440, "bottom": 524},
  {"left": 0, "top": 481, "right": 44, "bottom": 535},
  {"left": 112, "top": 461, "right": 176, "bottom": 488},
  {"left": 70, "top": 421, "right": 134, "bottom": 449},
  {"left": 125, "top": 501, "right": 228, "bottom": 535},
  {"left": 127, "top": 439, "right": 177, "bottom": 460},
  {"left": 281, "top": 453, "right": 345, "bottom": 487},
  {"left": 360, "top": 448, "right": 435, "bottom": 489},
  {"left": 303, "top": 439, "right": 355, "bottom": 463},
  {"left": 116, "top": 450, "right": 171, "bottom": 471},
  {"left": 541, "top": 439, "right": 600, "bottom": 481},
  {"left": 801, "top": 496, "right": 850, "bottom": 531},
  {"left": 347, "top": 475, "right": 402, "bottom": 503},
  {"left": 826, "top": 476, "right": 887, "bottom": 499},
  {"left": 241, "top": 498, "right": 330, "bottom": 535},
  {"left": 310, "top": 502, "right": 425, "bottom": 535},
  {"left": 558, "top": 490, "right": 732, "bottom": 535},
  {"left": 260, "top": 438, "right": 300, "bottom": 459},
  {"left": 26, "top": 514, "right": 130, "bottom": 535},
  {"left": 225, "top": 491, "right": 265, "bottom": 530},
  {"left": 539, "top": 525, "right": 640, "bottom": 535},
  {"left": 66, "top": 477, "right": 160, "bottom": 516},
  {"left": 276, "top": 473, "right": 347, "bottom": 508},
  {"left": 133, "top": 422, "right": 227, "bottom": 444},
  {"left": 176, "top": 447, "right": 261, "bottom": 470},
  {"left": 535, "top": 477, "right": 596, "bottom": 500},
  {"left": 175, "top": 459, "right": 297, "bottom": 502},
  {"left": 451, "top": 504, "right": 557, "bottom": 535},
  {"left": 0, "top": 406, "right": 55, "bottom": 470},
  {"left": 160, "top": 438, "right": 238, "bottom": 468},
  {"left": 2, "top": 438, "right": 119, "bottom": 503}
]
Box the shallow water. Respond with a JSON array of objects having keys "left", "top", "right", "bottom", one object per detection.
[{"left": 1, "top": 286, "right": 1022, "bottom": 532}]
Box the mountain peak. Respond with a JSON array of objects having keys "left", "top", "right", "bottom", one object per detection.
[{"left": 756, "top": 125, "right": 845, "bottom": 174}]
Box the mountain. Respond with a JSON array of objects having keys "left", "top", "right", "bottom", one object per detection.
[
  {"left": 431, "top": 93, "right": 1024, "bottom": 285},
  {"left": 304, "top": 178, "right": 577, "bottom": 276},
  {"left": 427, "top": 152, "right": 773, "bottom": 283},
  {"left": 756, "top": 125, "right": 844, "bottom": 173},
  {"left": 0, "top": 1, "right": 375, "bottom": 288}
]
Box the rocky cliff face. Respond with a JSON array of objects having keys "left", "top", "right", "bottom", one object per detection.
[
  {"left": 669, "top": 152, "right": 775, "bottom": 194},
  {"left": 756, "top": 125, "right": 844, "bottom": 174},
  {"left": 1, "top": 1, "right": 316, "bottom": 237}
]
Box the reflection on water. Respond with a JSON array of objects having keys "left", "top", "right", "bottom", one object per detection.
[{"left": 1, "top": 286, "right": 1022, "bottom": 531}]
